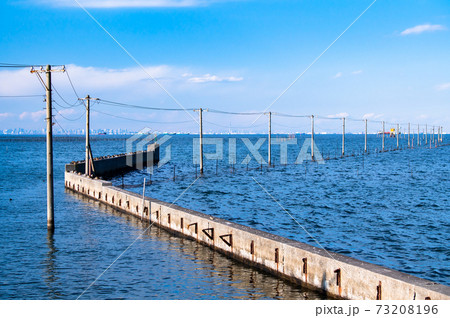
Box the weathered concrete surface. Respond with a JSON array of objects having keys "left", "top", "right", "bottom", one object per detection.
[
  {"left": 65, "top": 145, "right": 159, "bottom": 177},
  {"left": 65, "top": 172, "right": 450, "bottom": 300}
]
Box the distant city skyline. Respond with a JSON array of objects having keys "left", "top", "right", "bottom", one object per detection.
[{"left": 1, "top": 0, "right": 449, "bottom": 133}]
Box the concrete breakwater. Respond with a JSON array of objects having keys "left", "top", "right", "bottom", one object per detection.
[{"left": 64, "top": 154, "right": 450, "bottom": 300}]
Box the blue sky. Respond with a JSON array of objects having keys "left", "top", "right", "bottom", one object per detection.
[{"left": 0, "top": 0, "right": 449, "bottom": 133}]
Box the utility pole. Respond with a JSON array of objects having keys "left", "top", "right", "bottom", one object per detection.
[
  {"left": 417, "top": 124, "right": 420, "bottom": 146},
  {"left": 196, "top": 108, "right": 204, "bottom": 174},
  {"left": 268, "top": 112, "right": 272, "bottom": 166},
  {"left": 86, "top": 96, "right": 90, "bottom": 176},
  {"left": 364, "top": 119, "right": 368, "bottom": 153},
  {"left": 396, "top": 124, "right": 399, "bottom": 149},
  {"left": 382, "top": 121, "right": 385, "bottom": 152},
  {"left": 408, "top": 123, "right": 411, "bottom": 148},
  {"left": 31, "top": 64, "right": 65, "bottom": 231},
  {"left": 311, "top": 115, "right": 315, "bottom": 161},
  {"left": 425, "top": 124, "right": 428, "bottom": 144},
  {"left": 45, "top": 65, "right": 54, "bottom": 231},
  {"left": 342, "top": 117, "right": 345, "bottom": 156},
  {"left": 78, "top": 95, "right": 98, "bottom": 177}
]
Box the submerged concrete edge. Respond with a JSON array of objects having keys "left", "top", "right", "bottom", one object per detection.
[{"left": 64, "top": 171, "right": 450, "bottom": 300}]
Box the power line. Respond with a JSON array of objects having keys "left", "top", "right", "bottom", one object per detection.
[
  {"left": 0, "top": 63, "right": 65, "bottom": 68},
  {"left": 207, "top": 109, "right": 265, "bottom": 115},
  {"left": 204, "top": 119, "right": 267, "bottom": 129},
  {"left": 51, "top": 83, "right": 84, "bottom": 108},
  {"left": 53, "top": 104, "right": 87, "bottom": 121},
  {"left": 53, "top": 117, "right": 71, "bottom": 136},
  {"left": 65, "top": 69, "right": 81, "bottom": 100},
  {"left": 273, "top": 112, "right": 310, "bottom": 118},
  {"left": 0, "top": 94, "right": 44, "bottom": 98},
  {"left": 93, "top": 109, "right": 195, "bottom": 124},
  {"left": 98, "top": 99, "right": 196, "bottom": 111},
  {"left": 0, "top": 63, "right": 34, "bottom": 68}
]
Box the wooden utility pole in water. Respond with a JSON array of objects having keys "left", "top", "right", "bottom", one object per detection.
[
  {"left": 79, "top": 95, "right": 98, "bottom": 176},
  {"left": 85, "top": 96, "right": 90, "bottom": 176},
  {"left": 268, "top": 112, "right": 272, "bottom": 166},
  {"left": 417, "top": 124, "right": 420, "bottom": 146},
  {"left": 397, "top": 124, "right": 399, "bottom": 149},
  {"left": 45, "top": 65, "right": 54, "bottom": 231},
  {"left": 34, "top": 65, "right": 61, "bottom": 230},
  {"left": 382, "top": 121, "right": 385, "bottom": 152},
  {"left": 408, "top": 123, "right": 411, "bottom": 148},
  {"left": 425, "top": 124, "right": 428, "bottom": 144},
  {"left": 199, "top": 108, "right": 204, "bottom": 174},
  {"left": 311, "top": 115, "right": 315, "bottom": 161},
  {"left": 30, "top": 64, "right": 66, "bottom": 231},
  {"left": 364, "top": 119, "right": 368, "bottom": 153},
  {"left": 342, "top": 117, "right": 345, "bottom": 156}
]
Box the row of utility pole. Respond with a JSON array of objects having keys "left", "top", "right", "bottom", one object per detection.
[
  {"left": 31, "top": 65, "right": 445, "bottom": 230},
  {"left": 195, "top": 109, "right": 444, "bottom": 168}
]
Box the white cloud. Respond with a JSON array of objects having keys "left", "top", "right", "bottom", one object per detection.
[
  {"left": 0, "top": 113, "right": 14, "bottom": 120},
  {"left": 19, "top": 110, "right": 46, "bottom": 122},
  {"left": 188, "top": 74, "right": 243, "bottom": 83},
  {"left": 0, "top": 68, "right": 43, "bottom": 96},
  {"left": 400, "top": 24, "right": 446, "bottom": 36},
  {"left": 0, "top": 64, "right": 243, "bottom": 100},
  {"left": 0, "top": 65, "right": 244, "bottom": 124},
  {"left": 363, "top": 113, "right": 384, "bottom": 119},
  {"left": 327, "top": 112, "right": 349, "bottom": 118},
  {"left": 64, "top": 64, "right": 175, "bottom": 90},
  {"left": 39, "top": 0, "right": 226, "bottom": 8},
  {"left": 352, "top": 70, "right": 363, "bottom": 75},
  {"left": 333, "top": 72, "right": 342, "bottom": 79},
  {"left": 436, "top": 82, "right": 450, "bottom": 91}
]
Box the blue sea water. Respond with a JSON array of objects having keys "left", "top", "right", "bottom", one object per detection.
[
  {"left": 0, "top": 134, "right": 448, "bottom": 299},
  {"left": 0, "top": 135, "right": 324, "bottom": 300}
]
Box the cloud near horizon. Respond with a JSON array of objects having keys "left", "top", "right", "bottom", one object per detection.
[
  {"left": 0, "top": 64, "right": 245, "bottom": 126},
  {"left": 436, "top": 82, "right": 450, "bottom": 91},
  {"left": 362, "top": 113, "right": 384, "bottom": 120},
  {"left": 39, "top": 0, "right": 229, "bottom": 8},
  {"left": 0, "top": 64, "right": 243, "bottom": 96},
  {"left": 327, "top": 112, "right": 349, "bottom": 119},
  {"left": 400, "top": 24, "right": 446, "bottom": 36},
  {"left": 188, "top": 74, "right": 243, "bottom": 83},
  {"left": 0, "top": 113, "right": 14, "bottom": 121},
  {"left": 19, "top": 110, "right": 46, "bottom": 122}
]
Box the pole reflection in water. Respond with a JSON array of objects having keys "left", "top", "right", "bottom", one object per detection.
[{"left": 44, "top": 231, "right": 63, "bottom": 299}]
